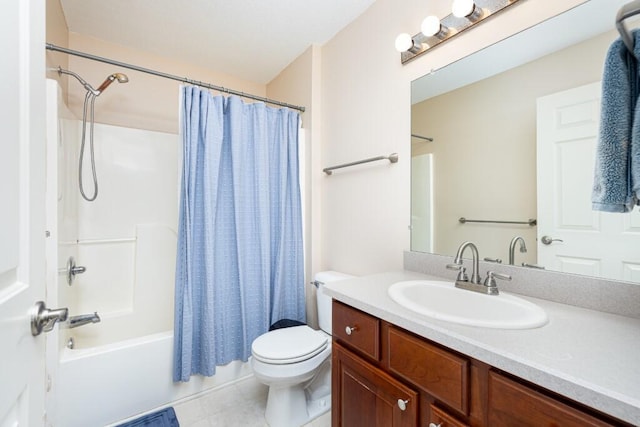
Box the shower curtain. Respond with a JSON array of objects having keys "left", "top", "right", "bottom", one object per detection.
[{"left": 173, "top": 87, "right": 305, "bottom": 382}]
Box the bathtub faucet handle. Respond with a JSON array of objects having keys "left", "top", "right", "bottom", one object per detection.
[
  {"left": 71, "top": 265, "right": 86, "bottom": 275},
  {"left": 63, "top": 256, "right": 86, "bottom": 286}
]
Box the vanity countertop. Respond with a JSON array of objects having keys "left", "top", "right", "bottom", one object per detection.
[{"left": 323, "top": 270, "right": 640, "bottom": 425}]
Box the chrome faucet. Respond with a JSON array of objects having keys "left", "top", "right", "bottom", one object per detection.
[
  {"left": 68, "top": 312, "right": 101, "bottom": 329},
  {"left": 508, "top": 236, "right": 527, "bottom": 265},
  {"left": 453, "top": 241, "right": 481, "bottom": 284},
  {"left": 447, "top": 241, "right": 511, "bottom": 295}
]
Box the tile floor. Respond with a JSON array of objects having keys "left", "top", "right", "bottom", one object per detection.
[{"left": 173, "top": 375, "right": 331, "bottom": 427}]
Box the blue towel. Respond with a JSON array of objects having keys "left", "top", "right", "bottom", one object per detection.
[
  {"left": 592, "top": 30, "right": 640, "bottom": 212},
  {"left": 116, "top": 407, "right": 179, "bottom": 427}
]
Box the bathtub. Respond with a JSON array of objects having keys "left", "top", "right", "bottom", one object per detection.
[
  {"left": 57, "top": 331, "right": 252, "bottom": 427},
  {"left": 46, "top": 79, "right": 251, "bottom": 427}
]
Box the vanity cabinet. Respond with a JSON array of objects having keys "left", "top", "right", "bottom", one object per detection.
[
  {"left": 487, "top": 371, "right": 615, "bottom": 427},
  {"left": 331, "top": 300, "right": 629, "bottom": 427},
  {"left": 332, "top": 300, "right": 418, "bottom": 426},
  {"left": 332, "top": 342, "right": 418, "bottom": 427}
]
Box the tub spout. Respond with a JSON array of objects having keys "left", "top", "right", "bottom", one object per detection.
[{"left": 69, "top": 312, "right": 101, "bottom": 329}]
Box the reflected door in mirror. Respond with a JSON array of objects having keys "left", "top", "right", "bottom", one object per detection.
[{"left": 537, "top": 82, "right": 640, "bottom": 282}]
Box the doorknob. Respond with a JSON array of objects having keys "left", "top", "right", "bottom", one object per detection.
[
  {"left": 541, "top": 235, "right": 564, "bottom": 245},
  {"left": 30, "top": 301, "right": 68, "bottom": 336}
]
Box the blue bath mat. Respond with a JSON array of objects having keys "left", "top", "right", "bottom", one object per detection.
[{"left": 116, "top": 407, "right": 179, "bottom": 427}]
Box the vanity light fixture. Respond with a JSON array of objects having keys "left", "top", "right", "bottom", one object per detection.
[
  {"left": 421, "top": 15, "right": 449, "bottom": 39},
  {"left": 395, "top": 0, "right": 520, "bottom": 64},
  {"left": 452, "top": 0, "right": 483, "bottom": 21},
  {"left": 395, "top": 33, "right": 422, "bottom": 54}
]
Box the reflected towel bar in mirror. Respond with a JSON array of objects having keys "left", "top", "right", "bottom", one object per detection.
[
  {"left": 459, "top": 217, "right": 537, "bottom": 226},
  {"left": 323, "top": 153, "right": 398, "bottom": 175},
  {"left": 411, "top": 134, "right": 434, "bottom": 142}
]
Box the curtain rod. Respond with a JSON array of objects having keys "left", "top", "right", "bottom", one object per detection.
[{"left": 45, "top": 43, "right": 306, "bottom": 113}]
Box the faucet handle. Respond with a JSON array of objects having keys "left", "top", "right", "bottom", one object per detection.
[
  {"left": 484, "top": 271, "right": 511, "bottom": 288},
  {"left": 522, "top": 263, "right": 545, "bottom": 270},
  {"left": 446, "top": 263, "right": 468, "bottom": 282}
]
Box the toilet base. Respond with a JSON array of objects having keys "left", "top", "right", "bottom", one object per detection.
[
  {"left": 264, "top": 385, "right": 330, "bottom": 427},
  {"left": 263, "top": 360, "right": 331, "bottom": 427}
]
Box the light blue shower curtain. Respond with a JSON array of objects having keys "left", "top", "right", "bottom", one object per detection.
[{"left": 173, "top": 87, "right": 305, "bottom": 382}]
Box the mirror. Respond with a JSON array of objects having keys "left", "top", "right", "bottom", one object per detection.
[{"left": 411, "top": 0, "right": 640, "bottom": 283}]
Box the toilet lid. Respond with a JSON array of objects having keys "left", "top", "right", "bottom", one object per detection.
[{"left": 252, "top": 325, "right": 328, "bottom": 364}]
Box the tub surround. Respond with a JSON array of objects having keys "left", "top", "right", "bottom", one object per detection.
[{"left": 323, "top": 267, "right": 640, "bottom": 425}]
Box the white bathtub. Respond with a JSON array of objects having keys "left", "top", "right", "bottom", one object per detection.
[
  {"left": 45, "top": 80, "right": 252, "bottom": 427},
  {"left": 57, "top": 331, "right": 252, "bottom": 427}
]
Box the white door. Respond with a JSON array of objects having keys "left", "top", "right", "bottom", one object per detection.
[
  {"left": 411, "top": 154, "right": 433, "bottom": 253},
  {"left": 537, "top": 82, "right": 640, "bottom": 282},
  {"left": 0, "top": 1, "right": 49, "bottom": 426}
]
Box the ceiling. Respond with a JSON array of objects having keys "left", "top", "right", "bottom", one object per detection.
[{"left": 59, "top": 0, "right": 376, "bottom": 85}]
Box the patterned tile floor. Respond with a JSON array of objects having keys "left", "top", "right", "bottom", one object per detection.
[{"left": 173, "top": 376, "right": 331, "bottom": 427}]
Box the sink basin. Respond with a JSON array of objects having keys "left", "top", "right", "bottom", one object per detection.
[{"left": 388, "top": 280, "right": 548, "bottom": 329}]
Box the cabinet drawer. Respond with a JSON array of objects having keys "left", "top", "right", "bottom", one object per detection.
[
  {"left": 488, "top": 371, "right": 618, "bottom": 427},
  {"left": 429, "top": 404, "right": 470, "bottom": 427},
  {"left": 333, "top": 301, "right": 380, "bottom": 360},
  {"left": 387, "top": 326, "right": 469, "bottom": 414}
]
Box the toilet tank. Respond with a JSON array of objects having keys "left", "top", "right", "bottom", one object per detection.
[{"left": 314, "top": 271, "right": 354, "bottom": 334}]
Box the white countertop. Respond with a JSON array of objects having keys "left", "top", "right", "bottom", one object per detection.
[{"left": 323, "top": 270, "right": 640, "bottom": 425}]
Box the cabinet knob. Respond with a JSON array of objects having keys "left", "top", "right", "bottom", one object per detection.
[
  {"left": 345, "top": 325, "right": 357, "bottom": 335},
  {"left": 397, "top": 399, "right": 409, "bottom": 411},
  {"left": 428, "top": 423, "right": 442, "bottom": 427}
]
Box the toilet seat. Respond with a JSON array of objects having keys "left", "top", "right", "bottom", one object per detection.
[{"left": 252, "top": 325, "right": 328, "bottom": 364}]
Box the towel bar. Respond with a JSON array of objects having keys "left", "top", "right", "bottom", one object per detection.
[
  {"left": 323, "top": 153, "right": 398, "bottom": 175},
  {"left": 459, "top": 217, "right": 537, "bottom": 226}
]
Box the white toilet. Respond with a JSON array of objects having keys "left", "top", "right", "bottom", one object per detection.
[{"left": 251, "top": 271, "right": 353, "bottom": 427}]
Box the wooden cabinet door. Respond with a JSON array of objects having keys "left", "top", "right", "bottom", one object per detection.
[
  {"left": 333, "top": 342, "right": 418, "bottom": 427},
  {"left": 427, "top": 404, "right": 470, "bottom": 427},
  {"left": 488, "top": 371, "right": 618, "bottom": 427}
]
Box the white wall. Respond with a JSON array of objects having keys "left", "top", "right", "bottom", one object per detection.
[
  {"left": 318, "top": 0, "right": 585, "bottom": 275},
  {"left": 43, "top": 0, "right": 588, "bottom": 333}
]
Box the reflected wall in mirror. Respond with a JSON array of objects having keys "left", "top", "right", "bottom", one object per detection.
[{"left": 411, "top": 0, "right": 640, "bottom": 284}]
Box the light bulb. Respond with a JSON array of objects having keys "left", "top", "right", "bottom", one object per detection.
[
  {"left": 395, "top": 33, "right": 414, "bottom": 52},
  {"left": 421, "top": 15, "right": 442, "bottom": 37},
  {"left": 452, "top": 0, "right": 475, "bottom": 18}
]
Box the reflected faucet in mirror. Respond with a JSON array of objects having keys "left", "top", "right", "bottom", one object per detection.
[{"left": 508, "top": 236, "right": 527, "bottom": 265}]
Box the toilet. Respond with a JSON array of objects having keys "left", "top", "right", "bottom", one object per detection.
[{"left": 251, "top": 271, "right": 354, "bottom": 427}]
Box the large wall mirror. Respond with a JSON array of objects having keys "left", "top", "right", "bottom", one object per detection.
[{"left": 411, "top": 0, "right": 640, "bottom": 284}]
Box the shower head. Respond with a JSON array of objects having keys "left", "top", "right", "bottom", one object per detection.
[
  {"left": 54, "top": 67, "right": 129, "bottom": 96},
  {"left": 55, "top": 67, "right": 100, "bottom": 95},
  {"left": 95, "top": 72, "right": 129, "bottom": 94}
]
